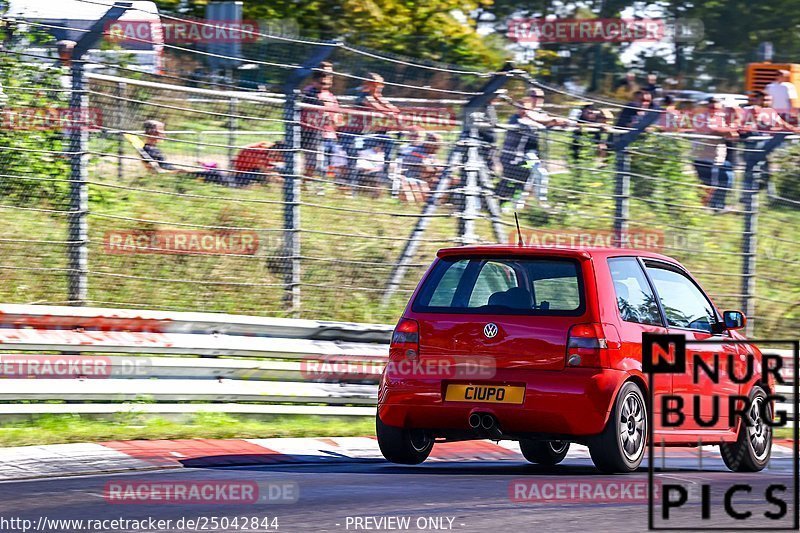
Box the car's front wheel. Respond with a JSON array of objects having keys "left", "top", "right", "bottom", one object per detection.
[
  {"left": 588, "top": 381, "right": 647, "bottom": 473},
  {"left": 519, "top": 440, "right": 570, "bottom": 465},
  {"left": 720, "top": 385, "right": 772, "bottom": 472},
  {"left": 376, "top": 412, "right": 433, "bottom": 465}
]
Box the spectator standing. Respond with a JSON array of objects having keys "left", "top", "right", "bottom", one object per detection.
[
  {"left": 56, "top": 40, "right": 76, "bottom": 90},
  {"left": 765, "top": 70, "right": 798, "bottom": 121},
  {"left": 740, "top": 91, "right": 800, "bottom": 196},
  {"left": 339, "top": 73, "right": 399, "bottom": 187},
  {"left": 691, "top": 99, "right": 738, "bottom": 212},
  {"left": 299, "top": 61, "right": 343, "bottom": 182},
  {"left": 642, "top": 73, "right": 661, "bottom": 99},
  {"left": 614, "top": 71, "right": 639, "bottom": 101},
  {"left": 571, "top": 103, "right": 610, "bottom": 160},
  {"left": 497, "top": 88, "right": 566, "bottom": 207},
  {"left": 476, "top": 95, "right": 500, "bottom": 173},
  {"left": 614, "top": 90, "right": 654, "bottom": 132}
]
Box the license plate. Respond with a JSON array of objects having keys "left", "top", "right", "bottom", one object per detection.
[{"left": 444, "top": 384, "right": 525, "bottom": 404}]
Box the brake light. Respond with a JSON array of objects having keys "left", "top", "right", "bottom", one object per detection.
[
  {"left": 567, "top": 323, "right": 609, "bottom": 368},
  {"left": 390, "top": 318, "right": 419, "bottom": 361}
]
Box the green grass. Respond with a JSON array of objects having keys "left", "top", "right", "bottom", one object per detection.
[
  {"left": 2, "top": 414, "right": 793, "bottom": 447},
  {"left": 0, "top": 413, "right": 375, "bottom": 447},
  {"left": 774, "top": 427, "right": 795, "bottom": 440}
]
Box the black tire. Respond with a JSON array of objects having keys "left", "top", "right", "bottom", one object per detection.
[
  {"left": 376, "top": 412, "right": 433, "bottom": 465},
  {"left": 720, "top": 385, "right": 772, "bottom": 472},
  {"left": 519, "top": 440, "right": 570, "bottom": 465},
  {"left": 588, "top": 381, "right": 647, "bottom": 473}
]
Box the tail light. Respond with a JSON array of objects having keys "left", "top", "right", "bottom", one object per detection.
[
  {"left": 567, "top": 323, "right": 609, "bottom": 368},
  {"left": 390, "top": 318, "right": 419, "bottom": 361}
]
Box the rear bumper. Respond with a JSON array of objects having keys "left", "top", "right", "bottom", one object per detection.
[{"left": 378, "top": 367, "right": 629, "bottom": 437}]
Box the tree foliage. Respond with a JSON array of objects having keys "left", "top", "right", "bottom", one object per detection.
[{"left": 0, "top": 38, "right": 70, "bottom": 206}]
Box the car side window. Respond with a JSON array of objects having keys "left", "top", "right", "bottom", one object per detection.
[
  {"left": 645, "top": 264, "right": 717, "bottom": 333},
  {"left": 608, "top": 258, "right": 662, "bottom": 326}
]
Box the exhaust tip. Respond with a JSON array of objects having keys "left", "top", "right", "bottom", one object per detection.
[
  {"left": 480, "top": 413, "right": 495, "bottom": 430},
  {"left": 468, "top": 413, "right": 482, "bottom": 429}
]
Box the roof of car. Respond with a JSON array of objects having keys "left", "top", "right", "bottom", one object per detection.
[{"left": 436, "top": 245, "right": 679, "bottom": 263}]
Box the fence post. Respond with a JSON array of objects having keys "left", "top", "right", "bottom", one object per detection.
[
  {"left": 280, "top": 42, "right": 338, "bottom": 317},
  {"left": 458, "top": 114, "right": 480, "bottom": 245},
  {"left": 609, "top": 108, "right": 660, "bottom": 247},
  {"left": 67, "top": 60, "right": 89, "bottom": 305},
  {"left": 740, "top": 133, "right": 788, "bottom": 336},
  {"left": 282, "top": 89, "right": 302, "bottom": 316},
  {"left": 116, "top": 81, "right": 125, "bottom": 182},
  {"left": 613, "top": 148, "right": 630, "bottom": 247},
  {"left": 64, "top": 2, "right": 128, "bottom": 305},
  {"left": 228, "top": 96, "right": 237, "bottom": 167}
]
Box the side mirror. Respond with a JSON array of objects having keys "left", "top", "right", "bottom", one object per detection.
[{"left": 723, "top": 310, "right": 746, "bottom": 330}]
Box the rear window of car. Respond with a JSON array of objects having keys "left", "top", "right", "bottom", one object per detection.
[{"left": 412, "top": 256, "right": 584, "bottom": 315}]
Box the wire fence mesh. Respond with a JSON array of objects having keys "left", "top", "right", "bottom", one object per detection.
[{"left": 0, "top": 5, "right": 798, "bottom": 337}]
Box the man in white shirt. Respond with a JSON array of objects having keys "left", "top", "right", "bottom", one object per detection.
[{"left": 764, "top": 70, "right": 797, "bottom": 119}]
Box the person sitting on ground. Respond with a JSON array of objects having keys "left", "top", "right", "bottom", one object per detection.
[
  {"left": 231, "top": 140, "right": 288, "bottom": 186},
  {"left": 402, "top": 132, "right": 443, "bottom": 190},
  {"left": 354, "top": 135, "right": 391, "bottom": 197},
  {"left": 142, "top": 120, "right": 230, "bottom": 185}
]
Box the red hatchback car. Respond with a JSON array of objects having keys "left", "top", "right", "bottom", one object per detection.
[{"left": 377, "top": 246, "right": 774, "bottom": 473}]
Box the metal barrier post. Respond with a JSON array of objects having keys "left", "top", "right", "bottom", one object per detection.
[
  {"left": 613, "top": 148, "right": 631, "bottom": 246},
  {"left": 281, "top": 43, "right": 338, "bottom": 317},
  {"left": 66, "top": 2, "right": 128, "bottom": 305},
  {"left": 458, "top": 114, "right": 480, "bottom": 245},
  {"left": 228, "top": 96, "right": 237, "bottom": 167},
  {"left": 283, "top": 90, "right": 302, "bottom": 316},
  {"left": 116, "top": 81, "right": 125, "bottom": 182},
  {"left": 68, "top": 60, "right": 89, "bottom": 304},
  {"left": 609, "top": 109, "right": 661, "bottom": 247},
  {"left": 741, "top": 133, "right": 788, "bottom": 335}
]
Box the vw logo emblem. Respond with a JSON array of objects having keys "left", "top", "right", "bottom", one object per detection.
[{"left": 483, "top": 323, "right": 498, "bottom": 339}]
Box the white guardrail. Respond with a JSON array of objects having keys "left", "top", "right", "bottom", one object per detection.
[{"left": 0, "top": 304, "right": 794, "bottom": 419}]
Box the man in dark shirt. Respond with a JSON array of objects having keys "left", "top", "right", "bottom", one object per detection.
[
  {"left": 497, "top": 89, "right": 565, "bottom": 206},
  {"left": 142, "top": 120, "right": 176, "bottom": 170},
  {"left": 142, "top": 120, "right": 229, "bottom": 184}
]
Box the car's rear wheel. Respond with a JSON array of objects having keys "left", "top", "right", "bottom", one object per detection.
[
  {"left": 589, "top": 381, "right": 647, "bottom": 473},
  {"left": 519, "top": 439, "right": 570, "bottom": 465},
  {"left": 720, "top": 385, "right": 772, "bottom": 472},
  {"left": 376, "top": 412, "right": 433, "bottom": 465}
]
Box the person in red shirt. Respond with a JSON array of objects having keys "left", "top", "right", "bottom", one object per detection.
[{"left": 231, "top": 140, "right": 288, "bottom": 185}]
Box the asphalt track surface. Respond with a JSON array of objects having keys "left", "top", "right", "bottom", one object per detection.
[{"left": 0, "top": 451, "right": 796, "bottom": 533}]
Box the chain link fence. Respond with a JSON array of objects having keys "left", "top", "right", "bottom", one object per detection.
[{"left": 0, "top": 7, "right": 798, "bottom": 337}]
